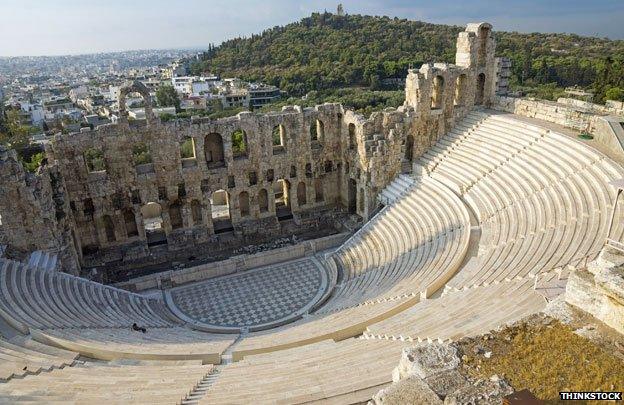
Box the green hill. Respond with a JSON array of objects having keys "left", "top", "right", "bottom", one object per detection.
[{"left": 191, "top": 12, "right": 624, "bottom": 103}]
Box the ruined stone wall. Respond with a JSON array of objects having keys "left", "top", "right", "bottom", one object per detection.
[
  {"left": 0, "top": 147, "right": 80, "bottom": 274},
  {"left": 493, "top": 95, "right": 624, "bottom": 133},
  {"left": 404, "top": 22, "right": 497, "bottom": 161},
  {"left": 0, "top": 22, "right": 499, "bottom": 275},
  {"left": 47, "top": 103, "right": 354, "bottom": 266}
]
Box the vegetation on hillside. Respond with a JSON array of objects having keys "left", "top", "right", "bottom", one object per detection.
[
  {"left": 259, "top": 88, "right": 404, "bottom": 116},
  {"left": 0, "top": 109, "right": 39, "bottom": 149},
  {"left": 191, "top": 12, "right": 624, "bottom": 104}
]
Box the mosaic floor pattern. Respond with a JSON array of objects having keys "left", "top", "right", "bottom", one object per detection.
[{"left": 168, "top": 257, "right": 326, "bottom": 329}]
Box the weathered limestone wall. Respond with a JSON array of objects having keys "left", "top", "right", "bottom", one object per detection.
[
  {"left": 404, "top": 22, "right": 497, "bottom": 161},
  {"left": 565, "top": 246, "right": 624, "bottom": 334},
  {"left": 0, "top": 22, "right": 499, "bottom": 276},
  {"left": 0, "top": 147, "right": 80, "bottom": 274},
  {"left": 493, "top": 95, "right": 624, "bottom": 133},
  {"left": 493, "top": 95, "right": 624, "bottom": 161}
]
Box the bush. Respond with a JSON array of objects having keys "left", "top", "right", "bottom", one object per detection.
[
  {"left": 605, "top": 87, "right": 624, "bottom": 101},
  {"left": 22, "top": 152, "right": 45, "bottom": 173}
]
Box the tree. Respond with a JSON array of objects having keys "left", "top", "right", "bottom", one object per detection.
[
  {"left": 605, "top": 87, "right": 624, "bottom": 102},
  {"left": 185, "top": 12, "right": 624, "bottom": 102},
  {"left": 155, "top": 85, "right": 181, "bottom": 112},
  {"left": 0, "top": 109, "right": 34, "bottom": 149}
]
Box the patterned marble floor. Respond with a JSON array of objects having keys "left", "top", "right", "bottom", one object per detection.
[{"left": 168, "top": 258, "right": 326, "bottom": 329}]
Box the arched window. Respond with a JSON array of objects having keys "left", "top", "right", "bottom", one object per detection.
[
  {"left": 140, "top": 202, "right": 166, "bottom": 246},
  {"left": 314, "top": 179, "right": 324, "bottom": 202},
  {"left": 258, "top": 189, "right": 269, "bottom": 213},
  {"left": 239, "top": 191, "right": 250, "bottom": 217},
  {"left": 272, "top": 124, "right": 285, "bottom": 153},
  {"left": 324, "top": 160, "right": 333, "bottom": 173},
  {"left": 358, "top": 189, "right": 365, "bottom": 213},
  {"left": 211, "top": 190, "right": 230, "bottom": 221},
  {"left": 231, "top": 129, "right": 247, "bottom": 159},
  {"left": 475, "top": 73, "right": 486, "bottom": 105},
  {"left": 405, "top": 135, "right": 414, "bottom": 161},
  {"left": 102, "top": 215, "right": 115, "bottom": 242},
  {"left": 274, "top": 180, "right": 291, "bottom": 220},
  {"left": 132, "top": 143, "right": 152, "bottom": 166},
  {"left": 205, "top": 133, "right": 225, "bottom": 167},
  {"left": 180, "top": 137, "right": 196, "bottom": 159},
  {"left": 478, "top": 26, "right": 490, "bottom": 66},
  {"left": 310, "top": 119, "right": 324, "bottom": 142},
  {"left": 274, "top": 180, "right": 290, "bottom": 207},
  {"left": 169, "top": 201, "right": 183, "bottom": 230},
  {"left": 348, "top": 123, "right": 356, "bottom": 150},
  {"left": 191, "top": 200, "right": 202, "bottom": 225},
  {"left": 348, "top": 179, "right": 357, "bottom": 214},
  {"left": 84, "top": 148, "right": 105, "bottom": 172},
  {"left": 297, "top": 182, "right": 307, "bottom": 206},
  {"left": 123, "top": 209, "right": 138, "bottom": 237},
  {"left": 454, "top": 74, "right": 467, "bottom": 106},
  {"left": 431, "top": 75, "right": 445, "bottom": 110}
]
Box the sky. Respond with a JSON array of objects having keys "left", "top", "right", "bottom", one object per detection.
[{"left": 0, "top": 0, "right": 623, "bottom": 56}]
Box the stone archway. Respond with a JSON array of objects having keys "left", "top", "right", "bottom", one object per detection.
[
  {"left": 140, "top": 202, "right": 167, "bottom": 246},
  {"left": 475, "top": 73, "right": 486, "bottom": 105},
  {"left": 118, "top": 80, "right": 155, "bottom": 125},
  {"left": 348, "top": 179, "right": 357, "bottom": 214}
]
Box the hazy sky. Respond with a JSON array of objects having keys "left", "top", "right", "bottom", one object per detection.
[{"left": 1, "top": 0, "right": 622, "bottom": 56}]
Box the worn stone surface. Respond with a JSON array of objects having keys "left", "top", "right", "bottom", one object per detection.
[
  {"left": 566, "top": 246, "right": 624, "bottom": 334},
  {"left": 395, "top": 343, "right": 462, "bottom": 380},
  {"left": 493, "top": 95, "right": 624, "bottom": 133},
  {"left": 424, "top": 369, "right": 468, "bottom": 399},
  {"left": 0, "top": 147, "right": 80, "bottom": 274},
  {"left": 443, "top": 376, "right": 513, "bottom": 405},
  {"left": 378, "top": 340, "right": 515, "bottom": 405},
  {"left": 371, "top": 376, "right": 443, "bottom": 405}
]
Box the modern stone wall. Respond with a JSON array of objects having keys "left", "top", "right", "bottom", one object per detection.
[{"left": 0, "top": 22, "right": 500, "bottom": 276}]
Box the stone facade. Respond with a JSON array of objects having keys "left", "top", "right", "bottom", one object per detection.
[
  {"left": 0, "top": 22, "right": 499, "bottom": 277},
  {"left": 0, "top": 147, "right": 80, "bottom": 274}
]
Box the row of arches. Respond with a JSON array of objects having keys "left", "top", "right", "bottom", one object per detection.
[
  {"left": 84, "top": 143, "right": 153, "bottom": 173},
  {"left": 82, "top": 119, "right": 328, "bottom": 174},
  {"left": 429, "top": 73, "right": 486, "bottom": 110},
  {"left": 196, "top": 119, "right": 326, "bottom": 168},
  {"left": 96, "top": 178, "right": 328, "bottom": 245}
]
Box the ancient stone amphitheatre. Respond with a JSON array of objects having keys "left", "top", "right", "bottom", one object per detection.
[{"left": 1, "top": 21, "right": 624, "bottom": 404}]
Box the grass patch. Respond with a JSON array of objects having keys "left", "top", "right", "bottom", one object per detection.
[
  {"left": 459, "top": 320, "right": 624, "bottom": 403},
  {"left": 578, "top": 132, "right": 594, "bottom": 140}
]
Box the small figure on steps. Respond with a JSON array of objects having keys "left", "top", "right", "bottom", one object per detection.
[{"left": 132, "top": 322, "right": 147, "bottom": 333}]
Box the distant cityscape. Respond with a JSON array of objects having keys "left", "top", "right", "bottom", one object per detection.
[{"left": 0, "top": 49, "right": 281, "bottom": 142}]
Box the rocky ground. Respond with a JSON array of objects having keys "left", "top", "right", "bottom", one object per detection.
[{"left": 372, "top": 302, "right": 624, "bottom": 404}]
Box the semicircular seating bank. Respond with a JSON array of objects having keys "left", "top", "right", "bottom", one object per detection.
[{"left": 0, "top": 110, "right": 622, "bottom": 404}]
